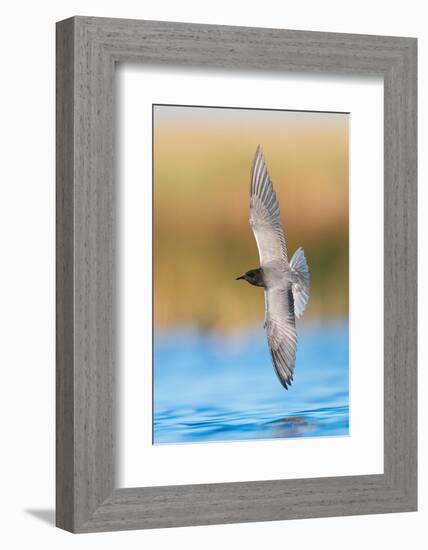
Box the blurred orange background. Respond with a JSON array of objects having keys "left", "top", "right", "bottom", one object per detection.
[{"left": 153, "top": 105, "right": 348, "bottom": 330}]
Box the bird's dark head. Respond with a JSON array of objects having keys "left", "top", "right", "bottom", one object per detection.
[{"left": 236, "top": 268, "right": 264, "bottom": 287}]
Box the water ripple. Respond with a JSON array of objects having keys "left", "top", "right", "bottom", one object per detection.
[{"left": 154, "top": 321, "right": 349, "bottom": 444}]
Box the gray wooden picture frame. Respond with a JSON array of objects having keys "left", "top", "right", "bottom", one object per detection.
[{"left": 56, "top": 16, "right": 417, "bottom": 533}]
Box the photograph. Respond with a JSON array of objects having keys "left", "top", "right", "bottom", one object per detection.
[{"left": 152, "top": 104, "right": 350, "bottom": 445}]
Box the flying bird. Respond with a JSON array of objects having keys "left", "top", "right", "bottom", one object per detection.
[{"left": 236, "top": 146, "right": 310, "bottom": 390}]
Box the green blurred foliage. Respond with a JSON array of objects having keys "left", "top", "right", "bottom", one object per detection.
[{"left": 154, "top": 106, "right": 348, "bottom": 329}]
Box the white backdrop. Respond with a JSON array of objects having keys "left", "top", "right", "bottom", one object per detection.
[
  {"left": 0, "top": 1, "right": 425, "bottom": 549},
  {"left": 118, "top": 68, "right": 384, "bottom": 488}
]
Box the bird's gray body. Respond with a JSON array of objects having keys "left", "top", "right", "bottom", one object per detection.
[{"left": 237, "top": 146, "right": 310, "bottom": 390}]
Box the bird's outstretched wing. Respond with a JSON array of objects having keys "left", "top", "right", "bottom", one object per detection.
[
  {"left": 264, "top": 287, "right": 297, "bottom": 389},
  {"left": 249, "top": 146, "right": 288, "bottom": 266}
]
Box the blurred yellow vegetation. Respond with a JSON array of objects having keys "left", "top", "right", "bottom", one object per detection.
[{"left": 154, "top": 107, "right": 348, "bottom": 330}]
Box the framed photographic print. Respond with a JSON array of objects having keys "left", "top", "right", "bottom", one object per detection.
[{"left": 56, "top": 16, "right": 417, "bottom": 532}]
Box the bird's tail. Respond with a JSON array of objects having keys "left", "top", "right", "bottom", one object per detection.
[{"left": 290, "top": 247, "right": 310, "bottom": 318}]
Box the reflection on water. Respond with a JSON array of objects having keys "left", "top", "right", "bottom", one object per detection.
[{"left": 153, "top": 321, "right": 349, "bottom": 444}]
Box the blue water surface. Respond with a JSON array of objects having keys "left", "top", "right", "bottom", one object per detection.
[{"left": 153, "top": 321, "right": 349, "bottom": 444}]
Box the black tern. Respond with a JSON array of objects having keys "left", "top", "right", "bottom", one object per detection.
[{"left": 237, "top": 146, "right": 310, "bottom": 390}]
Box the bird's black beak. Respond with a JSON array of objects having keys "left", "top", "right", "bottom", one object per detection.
[{"left": 236, "top": 275, "right": 245, "bottom": 281}]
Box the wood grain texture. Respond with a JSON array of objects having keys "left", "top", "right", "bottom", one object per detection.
[
  {"left": 56, "top": 18, "right": 75, "bottom": 531},
  {"left": 56, "top": 16, "right": 417, "bottom": 533}
]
